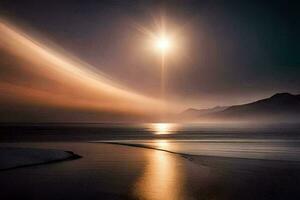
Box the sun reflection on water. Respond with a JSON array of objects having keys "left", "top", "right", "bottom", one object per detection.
[
  {"left": 132, "top": 140, "right": 185, "bottom": 200},
  {"left": 151, "top": 123, "right": 177, "bottom": 135},
  {"left": 156, "top": 140, "right": 169, "bottom": 149}
]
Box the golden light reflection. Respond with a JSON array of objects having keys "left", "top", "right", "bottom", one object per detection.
[
  {"left": 133, "top": 143, "right": 185, "bottom": 200},
  {"left": 152, "top": 123, "right": 176, "bottom": 135},
  {"left": 155, "top": 140, "right": 169, "bottom": 149}
]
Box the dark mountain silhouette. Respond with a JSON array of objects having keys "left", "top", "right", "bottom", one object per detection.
[
  {"left": 183, "top": 93, "right": 300, "bottom": 122},
  {"left": 181, "top": 106, "right": 228, "bottom": 119}
]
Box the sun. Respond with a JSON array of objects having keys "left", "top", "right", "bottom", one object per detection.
[{"left": 155, "top": 36, "right": 171, "bottom": 52}]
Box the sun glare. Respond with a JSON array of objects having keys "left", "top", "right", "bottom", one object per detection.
[{"left": 155, "top": 36, "right": 171, "bottom": 52}]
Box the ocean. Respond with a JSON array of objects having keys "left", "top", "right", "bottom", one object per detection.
[{"left": 1, "top": 122, "right": 300, "bottom": 199}]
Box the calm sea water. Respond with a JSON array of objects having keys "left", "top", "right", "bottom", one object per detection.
[
  {"left": 1, "top": 122, "right": 300, "bottom": 199},
  {"left": 1, "top": 122, "right": 300, "bottom": 161}
]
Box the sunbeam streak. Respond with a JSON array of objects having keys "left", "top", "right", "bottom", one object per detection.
[{"left": 0, "top": 20, "right": 170, "bottom": 121}]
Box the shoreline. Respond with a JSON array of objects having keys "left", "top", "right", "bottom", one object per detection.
[
  {"left": 96, "top": 141, "right": 300, "bottom": 167},
  {"left": 1, "top": 142, "right": 300, "bottom": 199}
]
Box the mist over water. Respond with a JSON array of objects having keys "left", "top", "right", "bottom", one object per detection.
[
  {"left": 2, "top": 122, "right": 300, "bottom": 161},
  {"left": 105, "top": 123, "right": 300, "bottom": 161}
]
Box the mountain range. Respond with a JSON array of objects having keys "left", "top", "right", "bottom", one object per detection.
[{"left": 181, "top": 93, "right": 300, "bottom": 122}]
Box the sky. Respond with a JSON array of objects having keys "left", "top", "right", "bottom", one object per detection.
[{"left": 0, "top": 0, "right": 299, "bottom": 122}]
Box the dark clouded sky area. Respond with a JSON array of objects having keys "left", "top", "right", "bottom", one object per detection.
[{"left": 0, "top": 0, "right": 299, "bottom": 108}]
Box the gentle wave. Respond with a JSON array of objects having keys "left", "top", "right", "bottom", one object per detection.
[{"left": 94, "top": 139, "right": 300, "bottom": 162}]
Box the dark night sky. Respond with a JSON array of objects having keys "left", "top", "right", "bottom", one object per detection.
[{"left": 0, "top": 0, "right": 299, "bottom": 108}]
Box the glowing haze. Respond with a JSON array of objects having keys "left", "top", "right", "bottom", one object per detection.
[
  {"left": 0, "top": 20, "right": 170, "bottom": 122},
  {"left": 0, "top": 1, "right": 298, "bottom": 122}
]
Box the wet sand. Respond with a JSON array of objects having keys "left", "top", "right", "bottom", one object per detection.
[{"left": 0, "top": 142, "right": 300, "bottom": 200}]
